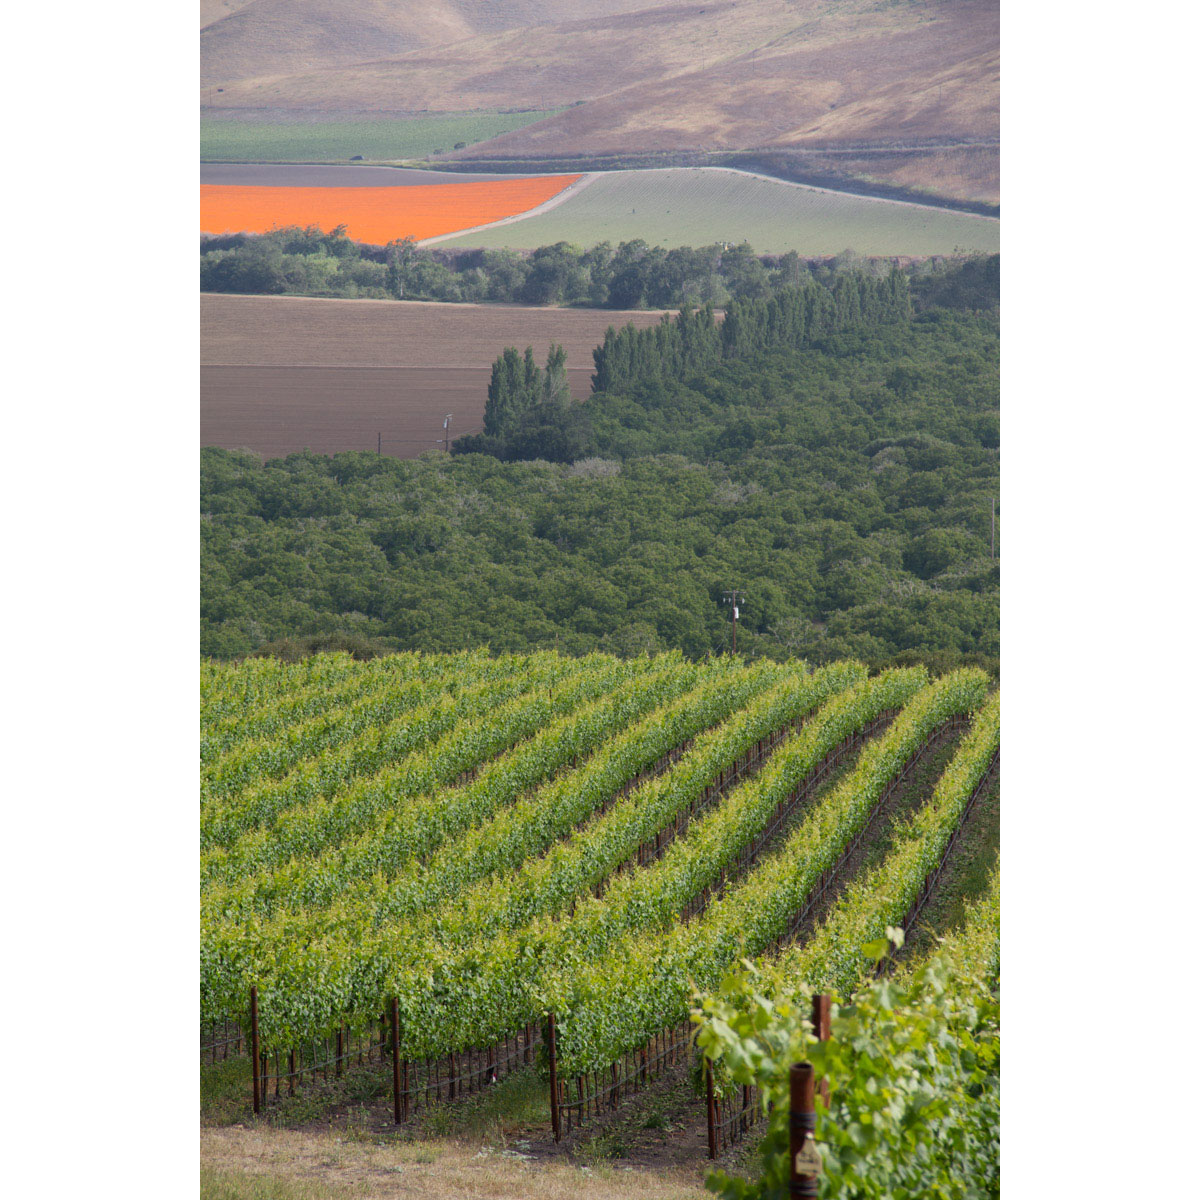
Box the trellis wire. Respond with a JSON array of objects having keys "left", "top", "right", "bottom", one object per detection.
[
  {"left": 220, "top": 705, "right": 959, "bottom": 1129},
  {"left": 708, "top": 745, "right": 1000, "bottom": 1156},
  {"left": 251, "top": 1020, "right": 543, "bottom": 1114},
  {"left": 550, "top": 714, "right": 971, "bottom": 1141},
  {"left": 205, "top": 697, "right": 828, "bottom": 1079}
]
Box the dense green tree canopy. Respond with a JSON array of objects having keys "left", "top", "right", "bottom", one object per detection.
[
  {"left": 202, "top": 306, "right": 998, "bottom": 669},
  {"left": 201, "top": 228, "right": 999, "bottom": 314}
]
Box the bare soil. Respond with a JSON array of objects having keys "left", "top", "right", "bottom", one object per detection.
[
  {"left": 201, "top": 295, "right": 669, "bottom": 459},
  {"left": 202, "top": 365, "right": 495, "bottom": 458}
]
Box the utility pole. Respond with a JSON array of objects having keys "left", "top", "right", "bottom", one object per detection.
[
  {"left": 443, "top": 414, "right": 452, "bottom": 451},
  {"left": 377, "top": 431, "right": 382, "bottom": 455},
  {"left": 722, "top": 589, "right": 746, "bottom": 656}
]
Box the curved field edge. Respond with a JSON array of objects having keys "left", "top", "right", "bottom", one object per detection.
[{"left": 434, "top": 167, "right": 1000, "bottom": 256}]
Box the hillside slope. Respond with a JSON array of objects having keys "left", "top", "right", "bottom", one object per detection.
[
  {"left": 201, "top": 0, "right": 665, "bottom": 86},
  {"left": 201, "top": 0, "right": 998, "bottom": 205}
]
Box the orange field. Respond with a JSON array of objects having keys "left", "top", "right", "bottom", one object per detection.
[{"left": 200, "top": 175, "right": 581, "bottom": 245}]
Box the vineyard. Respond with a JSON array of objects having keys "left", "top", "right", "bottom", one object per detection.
[{"left": 201, "top": 649, "right": 998, "bottom": 1185}]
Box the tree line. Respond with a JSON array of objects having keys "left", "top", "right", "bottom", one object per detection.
[
  {"left": 454, "top": 273, "right": 913, "bottom": 461},
  {"left": 200, "top": 225, "right": 997, "bottom": 313},
  {"left": 594, "top": 271, "right": 911, "bottom": 392}
]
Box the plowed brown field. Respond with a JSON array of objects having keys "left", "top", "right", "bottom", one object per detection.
[{"left": 201, "top": 295, "right": 671, "bottom": 459}]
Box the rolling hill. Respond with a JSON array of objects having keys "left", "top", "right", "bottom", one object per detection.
[
  {"left": 200, "top": 0, "right": 666, "bottom": 86},
  {"left": 201, "top": 0, "right": 998, "bottom": 206}
]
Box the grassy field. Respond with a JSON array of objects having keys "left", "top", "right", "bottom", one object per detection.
[
  {"left": 436, "top": 168, "right": 1001, "bottom": 256},
  {"left": 200, "top": 111, "right": 564, "bottom": 163}
]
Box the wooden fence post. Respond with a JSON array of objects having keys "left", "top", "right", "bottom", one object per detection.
[
  {"left": 250, "top": 986, "right": 261, "bottom": 1115},
  {"left": 548, "top": 1013, "right": 561, "bottom": 1142}
]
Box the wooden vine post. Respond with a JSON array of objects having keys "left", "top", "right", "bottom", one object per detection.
[
  {"left": 811, "top": 993, "right": 831, "bottom": 1105},
  {"left": 788, "top": 1062, "right": 819, "bottom": 1198},
  {"left": 706, "top": 1059, "right": 718, "bottom": 1159},
  {"left": 547, "top": 1012, "right": 561, "bottom": 1142},
  {"left": 250, "top": 986, "right": 261, "bottom": 1114},
  {"left": 391, "top": 996, "right": 403, "bottom": 1125}
]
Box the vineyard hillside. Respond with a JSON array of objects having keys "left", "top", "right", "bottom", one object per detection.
[{"left": 200, "top": 649, "right": 999, "bottom": 1190}]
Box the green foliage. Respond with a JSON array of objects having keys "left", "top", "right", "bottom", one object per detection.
[
  {"left": 201, "top": 228, "right": 996, "bottom": 311},
  {"left": 547, "top": 670, "right": 987, "bottom": 1078},
  {"left": 455, "top": 342, "right": 591, "bottom": 462},
  {"left": 693, "top": 703, "right": 1001, "bottom": 1197},
  {"left": 588, "top": 273, "right": 910, "bottom": 398},
  {"left": 910, "top": 253, "right": 1000, "bottom": 315},
  {"left": 201, "top": 310, "right": 998, "bottom": 665},
  {"left": 246, "top": 632, "right": 395, "bottom": 661},
  {"left": 697, "top": 947, "right": 998, "bottom": 1199},
  {"left": 199, "top": 656, "right": 869, "bottom": 1051}
]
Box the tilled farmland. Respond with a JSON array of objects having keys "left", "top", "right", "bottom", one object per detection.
[{"left": 201, "top": 295, "right": 671, "bottom": 459}]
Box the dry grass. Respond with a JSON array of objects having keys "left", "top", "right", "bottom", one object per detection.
[
  {"left": 855, "top": 145, "right": 1000, "bottom": 207},
  {"left": 201, "top": 1, "right": 998, "bottom": 204},
  {"left": 201, "top": 1, "right": 665, "bottom": 87},
  {"left": 204, "top": 1, "right": 995, "bottom": 148},
  {"left": 201, "top": 1126, "right": 710, "bottom": 1200},
  {"left": 201, "top": 0, "right": 253, "bottom": 29}
]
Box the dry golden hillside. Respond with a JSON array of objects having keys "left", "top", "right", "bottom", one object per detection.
[
  {"left": 201, "top": 0, "right": 667, "bottom": 85},
  {"left": 200, "top": 0, "right": 253, "bottom": 28},
  {"left": 201, "top": 0, "right": 998, "bottom": 204}
]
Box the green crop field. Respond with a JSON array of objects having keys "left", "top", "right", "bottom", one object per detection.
[
  {"left": 436, "top": 167, "right": 1000, "bottom": 256},
  {"left": 200, "top": 110, "right": 564, "bottom": 162}
]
